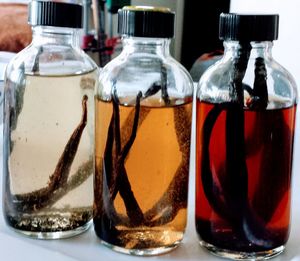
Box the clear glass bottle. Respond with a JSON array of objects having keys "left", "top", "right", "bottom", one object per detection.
[
  {"left": 3, "top": 0, "right": 98, "bottom": 239},
  {"left": 196, "top": 14, "right": 297, "bottom": 259},
  {"left": 94, "top": 6, "right": 193, "bottom": 256}
]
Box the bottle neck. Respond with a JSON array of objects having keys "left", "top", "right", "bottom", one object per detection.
[
  {"left": 32, "top": 26, "right": 80, "bottom": 47},
  {"left": 121, "top": 36, "right": 171, "bottom": 57},
  {"left": 223, "top": 41, "right": 273, "bottom": 60}
]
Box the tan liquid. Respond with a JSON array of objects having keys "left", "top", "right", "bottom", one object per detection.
[
  {"left": 3, "top": 70, "right": 97, "bottom": 236},
  {"left": 94, "top": 98, "right": 192, "bottom": 253}
]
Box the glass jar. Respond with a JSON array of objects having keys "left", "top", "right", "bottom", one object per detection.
[
  {"left": 3, "top": 0, "right": 99, "bottom": 239},
  {"left": 94, "top": 6, "right": 194, "bottom": 256},
  {"left": 196, "top": 13, "right": 297, "bottom": 259}
]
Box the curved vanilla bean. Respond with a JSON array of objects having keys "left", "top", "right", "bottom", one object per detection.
[
  {"left": 94, "top": 104, "right": 115, "bottom": 219},
  {"left": 48, "top": 158, "right": 93, "bottom": 207},
  {"left": 143, "top": 62, "right": 170, "bottom": 104},
  {"left": 106, "top": 89, "right": 122, "bottom": 195},
  {"left": 94, "top": 109, "right": 121, "bottom": 226},
  {"left": 201, "top": 104, "right": 235, "bottom": 222},
  {"left": 225, "top": 50, "right": 281, "bottom": 248},
  {"left": 120, "top": 107, "right": 151, "bottom": 148},
  {"left": 110, "top": 104, "right": 151, "bottom": 200},
  {"left": 113, "top": 92, "right": 144, "bottom": 225},
  {"left": 144, "top": 83, "right": 161, "bottom": 99},
  {"left": 97, "top": 78, "right": 191, "bottom": 228},
  {"left": 118, "top": 92, "right": 142, "bottom": 161},
  {"left": 95, "top": 97, "right": 150, "bottom": 222},
  {"left": 98, "top": 92, "right": 145, "bottom": 226},
  {"left": 11, "top": 95, "right": 88, "bottom": 212},
  {"left": 8, "top": 158, "right": 94, "bottom": 214},
  {"left": 200, "top": 43, "right": 285, "bottom": 249}
]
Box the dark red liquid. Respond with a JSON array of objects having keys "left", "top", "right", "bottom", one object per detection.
[{"left": 196, "top": 101, "right": 296, "bottom": 252}]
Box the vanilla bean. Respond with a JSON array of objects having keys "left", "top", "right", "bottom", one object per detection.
[
  {"left": 118, "top": 92, "right": 142, "bottom": 161},
  {"left": 224, "top": 105, "right": 248, "bottom": 225},
  {"left": 98, "top": 92, "right": 144, "bottom": 226},
  {"left": 144, "top": 83, "right": 161, "bottom": 98},
  {"left": 100, "top": 105, "right": 115, "bottom": 195},
  {"left": 113, "top": 92, "right": 144, "bottom": 225},
  {"left": 10, "top": 95, "right": 88, "bottom": 212},
  {"left": 94, "top": 113, "right": 121, "bottom": 227},
  {"left": 200, "top": 42, "right": 285, "bottom": 248},
  {"left": 248, "top": 57, "right": 269, "bottom": 109},
  {"left": 97, "top": 78, "right": 191, "bottom": 229},
  {"left": 107, "top": 90, "right": 122, "bottom": 194},
  {"left": 48, "top": 158, "right": 93, "bottom": 207},
  {"left": 201, "top": 103, "right": 236, "bottom": 222},
  {"left": 32, "top": 46, "right": 43, "bottom": 73},
  {"left": 143, "top": 62, "right": 170, "bottom": 104},
  {"left": 218, "top": 43, "right": 250, "bottom": 228},
  {"left": 225, "top": 49, "right": 282, "bottom": 247},
  {"left": 201, "top": 43, "right": 249, "bottom": 229},
  {"left": 201, "top": 42, "right": 252, "bottom": 233},
  {"left": 222, "top": 44, "right": 251, "bottom": 225},
  {"left": 95, "top": 97, "right": 150, "bottom": 223},
  {"left": 160, "top": 63, "right": 170, "bottom": 105}
]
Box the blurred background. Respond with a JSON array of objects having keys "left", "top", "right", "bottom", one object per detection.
[
  {"left": 0, "top": 0, "right": 299, "bottom": 83},
  {"left": 0, "top": 0, "right": 230, "bottom": 72}
]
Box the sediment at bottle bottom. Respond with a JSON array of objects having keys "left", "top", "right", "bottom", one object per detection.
[
  {"left": 5, "top": 207, "right": 92, "bottom": 234},
  {"left": 94, "top": 222, "right": 184, "bottom": 253}
]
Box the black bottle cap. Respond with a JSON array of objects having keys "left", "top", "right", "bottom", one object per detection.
[
  {"left": 219, "top": 13, "right": 279, "bottom": 41},
  {"left": 28, "top": 0, "right": 83, "bottom": 28},
  {"left": 118, "top": 6, "right": 175, "bottom": 38}
]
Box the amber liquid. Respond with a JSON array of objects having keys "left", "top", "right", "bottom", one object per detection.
[
  {"left": 94, "top": 99, "right": 192, "bottom": 252},
  {"left": 196, "top": 101, "right": 296, "bottom": 252},
  {"left": 3, "top": 71, "right": 97, "bottom": 236}
]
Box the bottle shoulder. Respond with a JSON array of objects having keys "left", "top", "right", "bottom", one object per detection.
[
  {"left": 100, "top": 52, "right": 191, "bottom": 78},
  {"left": 197, "top": 56, "right": 297, "bottom": 108},
  {"left": 5, "top": 43, "right": 98, "bottom": 77},
  {"left": 97, "top": 53, "right": 194, "bottom": 106}
]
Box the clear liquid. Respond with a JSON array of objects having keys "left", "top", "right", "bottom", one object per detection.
[
  {"left": 94, "top": 99, "right": 192, "bottom": 254},
  {"left": 3, "top": 70, "right": 97, "bottom": 237}
]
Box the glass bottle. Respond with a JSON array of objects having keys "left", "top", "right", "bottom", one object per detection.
[
  {"left": 196, "top": 13, "right": 297, "bottom": 259},
  {"left": 94, "top": 6, "right": 193, "bottom": 256},
  {"left": 3, "top": 0, "right": 98, "bottom": 239}
]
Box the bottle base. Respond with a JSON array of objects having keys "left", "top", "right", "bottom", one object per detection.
[
  {"left": 9, "top": 219, "right": 92, "bottom": 239},
  {"left": 199, "top": 240, "right": 285, "bottom": 260},
  {"left": 99, "top": 239, "right": 181, "bottom": 256}
]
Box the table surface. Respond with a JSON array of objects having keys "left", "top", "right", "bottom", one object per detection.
[{"left": 1, "top": 83, "right": 300, "bottom": 261}]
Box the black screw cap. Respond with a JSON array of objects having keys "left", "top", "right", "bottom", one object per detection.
[
  {"left": 219, "top": 13, "right": 279, "bottom": 41},
  {"left": 28, "top": 0, "right": 83, "bottom": 29},
  {"left": 118, "top": 6, "right": 175, "bottom": 38}
]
